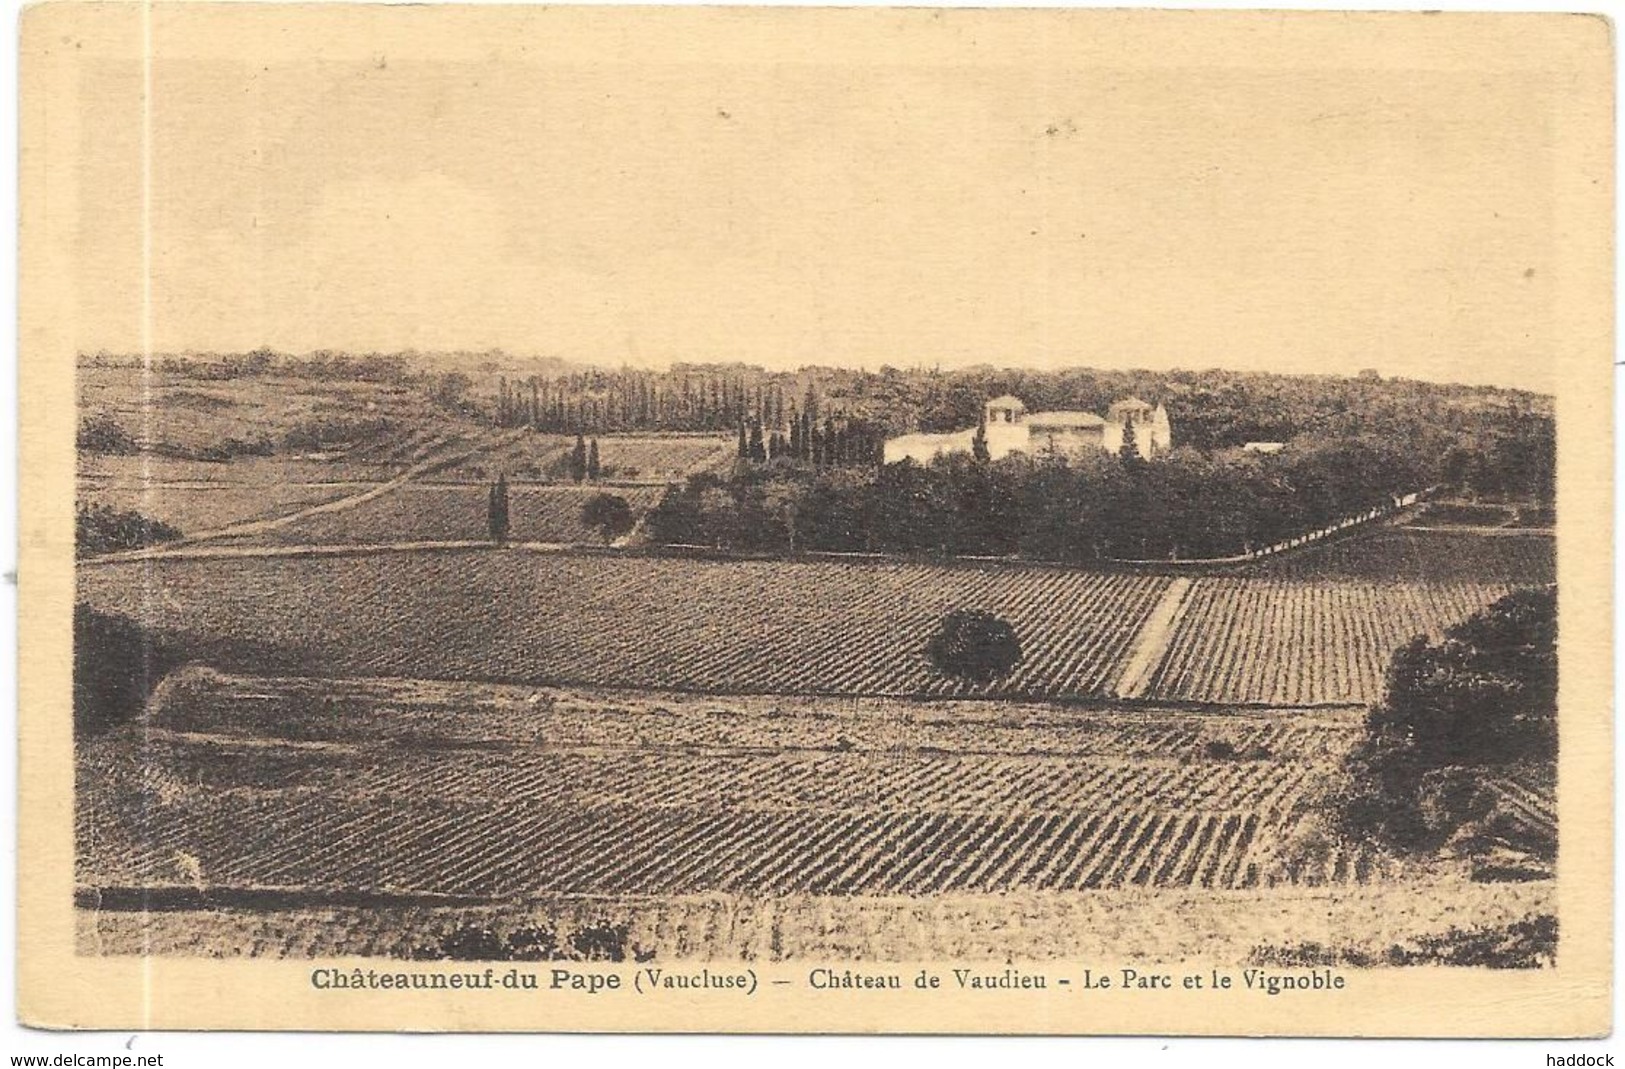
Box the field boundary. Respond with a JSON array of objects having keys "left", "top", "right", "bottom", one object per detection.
[
  {"left": 75, "top": 885, "right": 500, "bottom": 912},
  {"left": 134, "top": 659, "right": 1378, "bottom": 714}
]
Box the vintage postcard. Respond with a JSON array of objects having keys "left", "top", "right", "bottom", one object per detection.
[{"left": 17, "top": 3, "right": 1613, "bottom": 1036}]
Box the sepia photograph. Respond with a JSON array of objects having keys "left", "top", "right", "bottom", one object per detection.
[{"left": 18, "top": 2, "right": 1612, "bottom": 1037}]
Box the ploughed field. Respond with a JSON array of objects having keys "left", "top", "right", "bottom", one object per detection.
[
  {"left": 204, "top": 483, "right": 668, "bottom": 547},
  {"left": 76, "top": 428, "right": 502, "bottom": 537},
  {"left": 78, "top": 537, "right": 1548, "bottom": 705},
  {"left": 78, "top": 672, "right": 1385, "bottom": 907}
]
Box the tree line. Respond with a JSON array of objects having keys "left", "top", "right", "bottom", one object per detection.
[
  {"left": 489, "top": 370, "right": 803, "bottom": 435},
  {"left": 647, "top": 436, "right": 1429, "bottom": 563}
]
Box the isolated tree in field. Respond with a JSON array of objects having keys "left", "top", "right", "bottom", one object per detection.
[
  {"left": 569, "top": 434, "right": 588, "bottom": 484},
  {"left": 925, "top": 610, "right": 1023, "bottom": 684},
  {"left": 587, "top": 438, "right": 601, "bottom": 481},
  {"left": 582, "top": 493, "right": 635, "bottom": 544},
  {"left": 487, "top": 474, "right": 511, "bottom": 544}
]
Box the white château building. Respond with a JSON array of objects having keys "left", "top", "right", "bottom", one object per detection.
[{"left": 883, "top": 395, "right": 1172, "bottom": 465}]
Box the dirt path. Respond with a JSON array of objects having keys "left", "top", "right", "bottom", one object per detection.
[
  {"left": 1113, "top": 577, "right": 1193, "bottom": 699},
  {"left": 1397, "top": 525, "right": 1555, "bottom": 537}
]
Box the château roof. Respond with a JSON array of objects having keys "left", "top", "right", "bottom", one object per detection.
[
  {"left": 1108, "top": 396, "right": 1154, "bottom": 416},
  {"left": 1026, "top": 410, "right": 1106, "bottom": 428}
]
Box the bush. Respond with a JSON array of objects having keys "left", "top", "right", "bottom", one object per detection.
[
  {"left": 194, "top": 436, "right": 275, "bottom": 462},
  {"left": 76, "top": 503, "right": 182, "bottom": 557},
  {"left": 281, "top": 416, "right": 394, "bottom": 453},
  {"left": 1250, "top": 915, "right": 1557, "bottom": 969},
  {"left": 77, "top": 414, "right": 137, "bottom": 454},
  {"left": 73, "top": 605, "right": 180, "bottom": 738},
  {"left": 926, "top": 610, "right": 1023, "bottom": 683},
  {"left": 582, "top": 493, "right": 635, "bottom": 544}
]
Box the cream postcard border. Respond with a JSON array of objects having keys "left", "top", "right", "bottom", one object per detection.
[{"left": 16, "top": 3, "right": 1615, "bottom": 1035}]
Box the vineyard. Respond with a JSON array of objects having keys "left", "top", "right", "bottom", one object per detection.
[
  {"left": 78, "top": 673, "right": 1383, "bottom": 909},
  {"left": 79, "top": 547, "right": 1531, "bottom": 704},
  {"left": 75, "top": 430, "right": 508, "bottom": 537},
  {"left": 77, "top": 553, "right": 1173, "bottom": 697},
  {"left": 1143, "top": 578, "right": 1523, "bottom": 706},
  {"left": 77, "top": 453, "right": 434, "bottom": 535},
  {"left": 589, "top": 435, "right": 735, "bottom": 483},
  {"left": 422, "top": 432, "right": 573, "bottom": 482},
  {"left": 1249, "top": 528, "right": 1555, "bottom": 584}
]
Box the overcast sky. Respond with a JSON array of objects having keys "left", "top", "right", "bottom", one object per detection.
[{"left": 68, "top": 9, "right": 1569, "bottom": 392}]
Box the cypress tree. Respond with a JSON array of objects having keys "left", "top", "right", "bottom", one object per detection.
[
  {"left": 487, "top": 473, "right": 511, "bottom": 544},
  {"left": 748, "top": 421, "right": 766, "bottom": 462},
  {"left": 570, "top": 434, "right": 588, "bottom": 483},
  {"left": 1119, "top": 419, "right": 1141, "bottom": 464},
  {"left": 587, "top": 438, "right": 601, "bottom": 481},
  {"left": 972, "top": 409, "right": 990, "bottom": 462},
  {"left": 737, "top": 421, "right": 749, "bottom": 459}
]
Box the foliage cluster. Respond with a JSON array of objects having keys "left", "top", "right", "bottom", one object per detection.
[
  {"left": 1334, "top": 586, "right": 1557, "bottom": 859},
  {"left": 648, "top": 436, "right": 1426, "bottom": 562}
]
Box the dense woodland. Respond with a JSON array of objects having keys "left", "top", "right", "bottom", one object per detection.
[{"left": 647, "top": 436, "right": 1434, "bottom": 561}]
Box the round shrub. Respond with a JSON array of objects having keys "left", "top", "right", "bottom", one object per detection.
[{"left": 926, "top": 609, "right": 1023, "bottom": 683}]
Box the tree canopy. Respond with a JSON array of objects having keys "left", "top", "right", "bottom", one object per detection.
[
  {"left": 926, "top": 610, "right": 1024, "bottom": 683},
  {"left": 582, "top": 493, "right": 636, "bottom": 544},
  {"left": 1335, "top": 586, "right": 1557, "bottom": 860}
]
